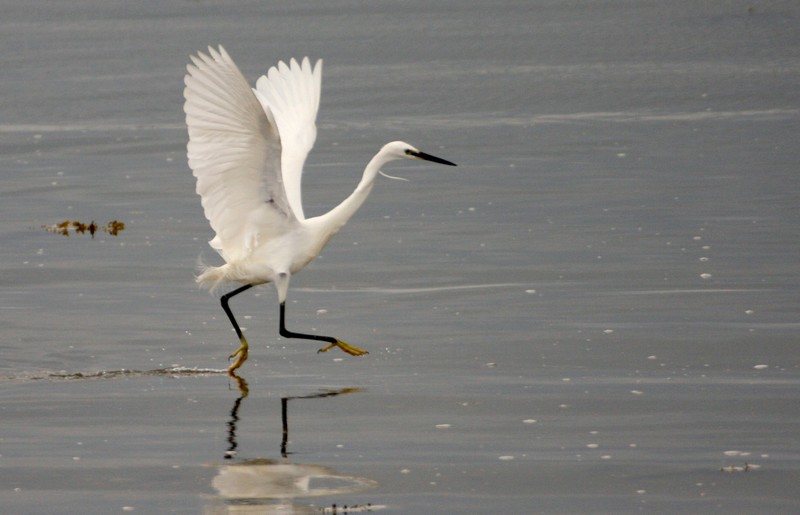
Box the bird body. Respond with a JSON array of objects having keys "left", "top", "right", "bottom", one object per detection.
[{"left": 184, "top": 46, "right": 456, "bottom": 373}]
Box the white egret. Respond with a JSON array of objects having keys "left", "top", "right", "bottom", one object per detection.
[{"left": 183, "top": 46, "right": 456, "bottom": 373}]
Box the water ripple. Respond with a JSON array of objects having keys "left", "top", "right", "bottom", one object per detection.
[{"left": 1, "top": 366, "right": 228, "bottom": 384}]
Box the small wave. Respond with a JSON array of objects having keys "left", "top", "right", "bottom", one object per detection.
[
  {"left": 0, "top": 123, "right": 183, "bottom": 133},
  {"left": 296, "top": 282, "right": 534, "bottom": 295},
  {"left": 384, "top": 108, "right": 800, "bottom": 129},
  {"left": 603, "top": 288, "right": 769, "bottom": 296},
  {"left": 1, "top": 366, "right": 228, "bottom": 384}
]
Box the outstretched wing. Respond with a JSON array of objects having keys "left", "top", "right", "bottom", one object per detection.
[
  {"left": 253, "top": 57, "right": 322, "bottom": 221},
  {"left": 184, "top": 46, "right": 297, "bottom": 262}
]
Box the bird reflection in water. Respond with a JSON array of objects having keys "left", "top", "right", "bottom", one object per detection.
[{"left": 207, "top": 373, "right": 378, "bottom": 514}]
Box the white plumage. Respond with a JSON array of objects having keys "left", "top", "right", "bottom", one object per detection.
[{"left": 183, "top": 45, "right": 456, "bottom": 373}]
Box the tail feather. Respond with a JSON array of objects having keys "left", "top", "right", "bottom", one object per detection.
[{"left": 195, "top": 258, "right": 230, "bottom": 294}]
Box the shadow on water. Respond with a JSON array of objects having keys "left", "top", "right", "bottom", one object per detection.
[{"left": 207, "top": 373, "right": 379, "bottom": 514}]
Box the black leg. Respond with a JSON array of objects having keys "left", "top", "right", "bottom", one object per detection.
[
  {"left": 220, "top": 284, "right": 253, "bottom": 373},
  {"left": 279, "top": 301, "right": 333, "bottom": 344},
  {"left": 221, "top": 284, "right": 253, "bottom": 339},
  {"left": 278, "top": 301, "right": 368, "bottom": 356}
]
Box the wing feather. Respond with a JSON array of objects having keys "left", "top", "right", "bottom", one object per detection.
[
  {"left": 253, "top": 57, "right": 322, "bottom": 220},
  {"left": 184, "top": 45, "right": 297, "bottom": 262}
]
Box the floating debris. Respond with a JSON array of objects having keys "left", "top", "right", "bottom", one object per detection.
[
  {"left": 724, "top": 450, "right": 751, "bottom": 457},
  {"left": 106, "top": 219, "right": 125, "bottom": 236},
  {"left": 42, "top": 220, "right": 125, "bottom": 238},
  {"left": 721, "top": 463, "right": 758, "bottom": 473},
  {"left": 320, "top": 503, "right": 384, "bottom": 513}
]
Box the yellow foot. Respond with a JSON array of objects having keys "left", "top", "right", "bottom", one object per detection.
[
  {"left": 228, "top": 336, "right": 249, "bottom": 374},
  {"left": 317, "top": 338, "right": 368, "bottom": 356}
]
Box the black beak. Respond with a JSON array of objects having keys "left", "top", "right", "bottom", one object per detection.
[{"left": 408, "top": 149, "right": 457, "bottom": 166}]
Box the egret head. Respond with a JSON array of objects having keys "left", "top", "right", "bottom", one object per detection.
[{"left": 382, "top": 141, "right": 457, "bottom": 167}]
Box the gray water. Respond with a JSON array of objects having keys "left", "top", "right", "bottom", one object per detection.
[{"left": 2, "top": 1, "right": 800, "bottom": 513}]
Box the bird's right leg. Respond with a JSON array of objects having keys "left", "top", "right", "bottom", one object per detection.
[{"left": 220, "top": 284, "right": 254, "bottom": 374}]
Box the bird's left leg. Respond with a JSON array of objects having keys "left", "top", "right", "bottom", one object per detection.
[
  {"left": 278, "top": 302, "right": 368, "bottom": 356},
  {"left": 220, "top": 284, "right": 254, "bottom": 373},
  {"left": 274, "top": 273, "right": 367, "bottom": 356}
]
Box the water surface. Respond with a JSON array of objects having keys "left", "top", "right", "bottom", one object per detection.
[{"left": 2, "top": 1, "right": 799, "bottom": 513}]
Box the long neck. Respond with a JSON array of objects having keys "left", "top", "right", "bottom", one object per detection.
[{"left": 307, "top": 150, "right": 389, "bottom": 239}]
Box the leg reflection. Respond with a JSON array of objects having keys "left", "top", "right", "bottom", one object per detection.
[
  {"left": 225, "top": 372, "right": 361, "bottom": 460},
  {"left": 225, "top": 373, "right": 249, "bottom": 460},
  {"left": 212, "top": 377, "right": 375, "bottom": 507},
  {"left": 281, "top": 397, "right": 289, "bottom": 458}
]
